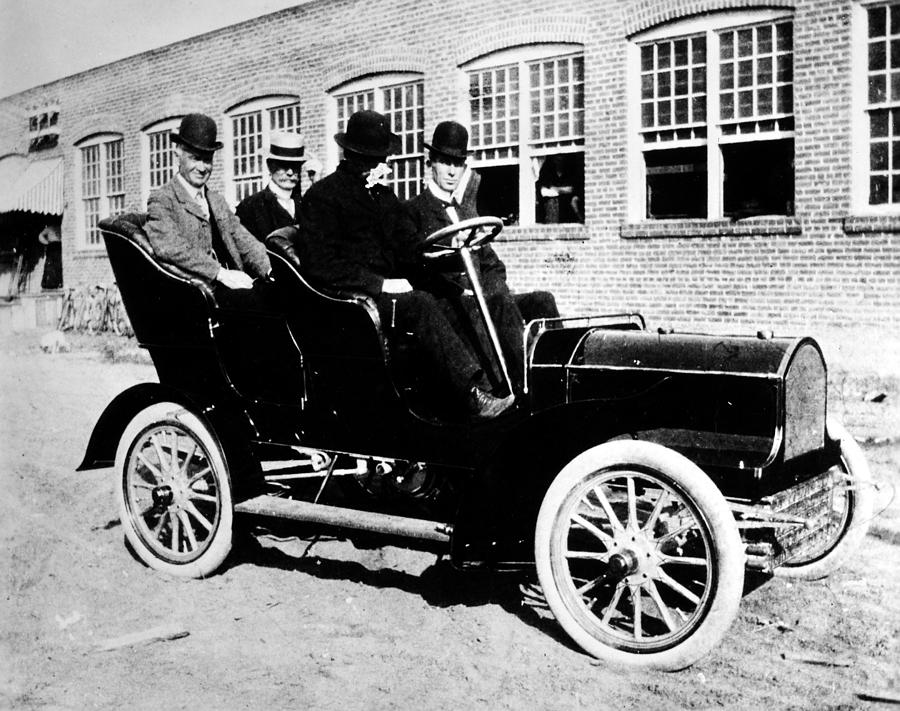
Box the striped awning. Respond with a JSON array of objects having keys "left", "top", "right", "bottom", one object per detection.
[{"left": 0, "top": 157, "right": 64, "bottom": 215}]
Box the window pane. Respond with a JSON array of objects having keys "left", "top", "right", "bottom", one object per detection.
[
  {"left": 871, "top": 41, "right": 888, "bottom": 71},
  {"left": 871, "top": 141, "right": 889, "bottom": 171},
  {"left": 644, "top": 146, "right": 707, "bottom": 218},
  {"left": 871, "top": 175, "right": 889, "bottom": 203},
  {"left": 469, "top": 64, "right": 519, "bottom": 149},
  {"left": 536, "top": 153, "right": 584, "bottom": 224},
  {"left": 870, "top": 74, "right": 888, "bottom": 104},
  {"left": 870, "top": 5, "right": 887, "bottom": 38},
  {"left": 525, "top": 53, "right": 585, "bottom": 143},
  {"left": 641, "top": 35, "right": 705, "bottom": 137},
  {"left": 722, "top": 139, "right": 794, "bottom": 217},
  {"left": 476, "top": 165, "right": 520, "bottom": 225}
]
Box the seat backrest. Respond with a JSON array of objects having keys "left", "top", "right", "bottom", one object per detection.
[
  {"left": 266, "top": 227, "right": 387, "bottom": 362},
  {"left": 100, "top": 214, "right": 218, "bottom": 350}
]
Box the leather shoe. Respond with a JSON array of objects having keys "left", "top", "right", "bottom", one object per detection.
[{"left": 470, "top": 386, "right": 514, "bottom": 419}]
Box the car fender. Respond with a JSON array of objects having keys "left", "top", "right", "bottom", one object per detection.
[{"left": 77, "top": 383, "right": 263, "bottom": 500}]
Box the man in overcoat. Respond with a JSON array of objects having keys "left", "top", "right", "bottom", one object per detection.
[
  {"left": 236, "top": 131, "right": 305, "bottom": 242},
  {"left": 145, "top": 113, "right": 271, "bottom": 310},
  {"left": 295, "top": 109, "right": 512, "bottom": 419},
  {"left": 404, "top": 121, "right": 559, "bottom": 392}
]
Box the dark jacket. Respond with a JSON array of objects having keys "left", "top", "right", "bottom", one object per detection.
[
  {"left": 404, "top": 186, "right": 509, "bottom": 297},
  {"left": 294, "top": 162, "right": 423, "bottom": 298},
  {"left": 145, "top": 177, "right": 270, "bottom": 283},
  {"left": 236, "top": 185, "right": 301, "bottom": 242}
]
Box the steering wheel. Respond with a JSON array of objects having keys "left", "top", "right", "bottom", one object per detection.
[{"left": 422, "top": 216, "right": 504, "bottom": 259}]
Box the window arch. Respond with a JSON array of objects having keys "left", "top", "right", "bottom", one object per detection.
[
  {"left": 74, "top": 132, "right": 125, "bottom": 249},
  {"left": 461, "top": 43, "right": 585, "bottom": 226},
  {"left": 330, "top": 73, "right": 425, "bottom": 201},
  {"left": 224, "top": 95, "right": 301, "bottom": 205}
]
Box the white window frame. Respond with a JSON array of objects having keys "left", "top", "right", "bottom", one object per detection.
[
  {"left": 141, "top": 117, "right": 182, "bottom": 206},
  {"left": 461, "top": 43, "right": 585, "bottom": 226},
  {"left": 74, "top": 133, "right": 125, "bottom": 250},
  {"left": 627, "top": 9, "right": 794, "bottom": 221},
  {"left": 224, "top": 96, "right": 302, "bottom": 207},
  {"left": 852, "top": 0, "right": 900, "bottom": 214},
  {"left": 329, "top": 73, "right": 426, "bottom": 202}
]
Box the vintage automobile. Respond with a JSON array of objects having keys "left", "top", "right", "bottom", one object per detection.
[{"left": 79, "top": 213, "right": 874, "bottom": 671}]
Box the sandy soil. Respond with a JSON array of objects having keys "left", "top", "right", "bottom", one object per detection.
[{"left": 1, "top": 331, "right": 898, "bottom": 711}]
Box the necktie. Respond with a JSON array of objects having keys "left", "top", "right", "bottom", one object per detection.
[{"left": 195, "top": 191, "right": 209, "bottom": 219}]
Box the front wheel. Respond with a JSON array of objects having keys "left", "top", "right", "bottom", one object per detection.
[
  {"left": 535, "top": 440, "right": 744, "bottom": 671},
  {"left": 775, "top": 417, "right": 874, "bottom": 580},
  {"left": 115, "top": 402, "right": 233, "bottom": 578}
]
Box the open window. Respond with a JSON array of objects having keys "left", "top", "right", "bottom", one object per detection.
[
  {"left": 464, "top": 44, "right": 585, "bottom": 226},
  {"left": 631, "top": 11, "right": 795, "bottom": 221}
]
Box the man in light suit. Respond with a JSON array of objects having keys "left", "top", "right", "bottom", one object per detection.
[
  {"left": 145, "top": 113, "right": 271, "bottom": 309},
  {"left": 404, "top": 121, "right": 559, "bottom": 393},
  {"left": 236, "top": 131, "right": 305, "bottom": 242}
]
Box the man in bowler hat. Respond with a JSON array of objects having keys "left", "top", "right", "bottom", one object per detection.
[
  {"left": 145, "top": 113, "right": 271, "bottom": 307},
  {"left": 236, "top": 131, "right": 306, "bottom": 242},
  {"left": 295, "top": 109, "right": 513, "bottom": 419},
  {"left": 404, "top": 121, "right": 559, "bottom": 393}
]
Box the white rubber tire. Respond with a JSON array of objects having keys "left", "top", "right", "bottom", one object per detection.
[
  {"left": 115, "top": 401, "right": 233, "bottom": 578},
  {"left": 535, "top": 440, "right": 744, "bottom": 671}
]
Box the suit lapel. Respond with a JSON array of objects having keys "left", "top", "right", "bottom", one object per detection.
[
  {"left": 171, "top": 178, "right": 209, "bottom": 222},
  {"left": 264, "top": 187, "right": 296, "bottom": 220}
]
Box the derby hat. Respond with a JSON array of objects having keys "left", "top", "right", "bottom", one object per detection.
[
  {"left": 334, "top": 109, "right": 401, "bottom": 158},
  {"left": 171, "top": 113, "right": 223, "bottom": 153},
  {"left": 424, "top": 121, "right": 471, "bottom": 160},
  {"left": 267, "top": 131, "right": 305, "bottom": 163}
]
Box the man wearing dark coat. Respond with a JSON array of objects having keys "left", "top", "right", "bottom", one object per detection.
[
  {"left": 294, "top": 109, "right": 513, "bottom": 419},
  {"left": 236, "top": 131, "right": 305, "bottom": 242},
  {"left": 145, "top": 113, "right": 271, "bottom": 310},
  {"left": 404, "top": 121, "right": 559, "bottom": 392}
]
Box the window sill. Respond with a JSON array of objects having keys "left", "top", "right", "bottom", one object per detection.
[
  {"left": 73, "top": 247, "right": 107, "bottom": 257},
  {"left": 842, "top": 214, "right": 900, "bottom": 234},
  {"left": 620, "top": 216, "right": 801, "bottom": 239},
  {"left": 497, "top": 223, "right": 589, "bottom": 242}
]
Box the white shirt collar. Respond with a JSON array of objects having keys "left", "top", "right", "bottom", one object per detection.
[
  {"left": 427, "top": 180, "right": 456, "bottom": 205},
  {"left": 267, "top": 181, "right": 293, "bottom": 201},
  {"left": 176, "top": 173, "right": 206, "bottom": 201}
]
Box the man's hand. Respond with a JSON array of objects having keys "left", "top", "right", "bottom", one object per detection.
[{"left": 215, "top": 268, "right": 254, "bottom": 289}]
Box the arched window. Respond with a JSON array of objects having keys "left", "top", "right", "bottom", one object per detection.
[
  {"left": 74, "top": 133, "right": 125, "bottom": 248},
  {"left": 629, "top": 10, "right": 795, "bottom": 220},
  {"left": 462, "top": 44, "right": 585, "bottom": 226},
  {"left": 225, "top": 96, "right": 301, "bottom": 205},
  {"left": 141, "top": 117, "right": 182, "bottom": 205},
  {"left": 330, "top": 73, "right": 425, "bottom": 201}
]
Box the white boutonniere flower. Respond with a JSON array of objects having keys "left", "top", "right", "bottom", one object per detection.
[{"left": 365, "top": 162, "right": 392, "bottom": 190}]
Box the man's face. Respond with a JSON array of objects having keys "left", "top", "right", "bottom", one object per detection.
[
  {"left": 177, "top": 146, "right": 214, "bottom": 188},
  {"left": 269, "top": 160, "right": 301, "bottom": 191},
  {"left": 430, "top": 155, "right": 466, "bottom": 194}
]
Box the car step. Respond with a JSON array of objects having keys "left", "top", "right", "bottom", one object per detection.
[{"left": 234, "top": 495, "right": 453, "bottom": 543}]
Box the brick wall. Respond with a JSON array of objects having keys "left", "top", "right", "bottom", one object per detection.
[{"left": 1, "top": 0, "right": 897, "bottom": 334}]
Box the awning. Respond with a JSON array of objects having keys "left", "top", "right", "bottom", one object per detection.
[{"left": 0, "top": 157, "right": 64, "bottom": 215}]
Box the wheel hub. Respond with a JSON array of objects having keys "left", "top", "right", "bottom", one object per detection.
[
  {"left": 151, "top": 484, "right": 174, "bottom": 509},
  {"left": 610, "top": 527, "right": 665, "bottom": 586}
]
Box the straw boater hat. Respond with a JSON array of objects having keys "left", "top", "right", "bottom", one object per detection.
[
  {"left": 334, "top": 110, "right": 401, "bottom": 157},
  {"left": 171, "top": 113, "right": 223, "bottom": 153},
  {"left": 267, "top": 131, "right": 305, "bottom": 163},
  {"left": 424, "top": 121, "right": 472, "bottom": 160}
]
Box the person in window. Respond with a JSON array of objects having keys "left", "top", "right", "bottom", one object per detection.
[
  {"left": 536, "top": 154, "right": 583, "bottom": 224},
  {"left": 236, "top": 131, "right": 305, "bottom": 242},
  {"left": 145, "top": 113, "right": 271, "bottom": 309},
  {"left": 294, "top": 109, "right": 512, "bottom": 419},
  {"left": 404, "top": 121, "right": 559, "bottom": 393}
]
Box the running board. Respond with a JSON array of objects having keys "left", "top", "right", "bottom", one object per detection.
[{"left": 235, "top": 495, "right": 453, "bottom": 544}]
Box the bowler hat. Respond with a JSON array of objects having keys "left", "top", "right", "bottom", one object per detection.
[
  {"left": 334, "top": 110, "right": 401, "bottom": 158},
  {"left": 424, "top": 121, "right": 471, "bottom": 160},
  {"left": 171, "top": 113, "right": 223, "bottom": 153},
  {"left": 267, "top": 131, "right": 305, "bottom": 163}
]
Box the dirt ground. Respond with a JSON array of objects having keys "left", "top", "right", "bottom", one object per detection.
[{"left": 1, "top": 329, "right": 898, "bottom": 711}]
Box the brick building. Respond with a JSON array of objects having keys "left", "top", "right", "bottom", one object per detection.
[{"left": 1, "top": 0, "right": 898, "bottom": 336}]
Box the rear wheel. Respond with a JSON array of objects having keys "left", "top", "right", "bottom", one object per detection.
[
  {"left": 775, "top": 417, "right": 874, "bottom": 580},
  {"left": 535, "top": 440, "right": 744, "bottom": 671},
  {"left": 115, "top": 402, "right": 233, "bottom": 578}
]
